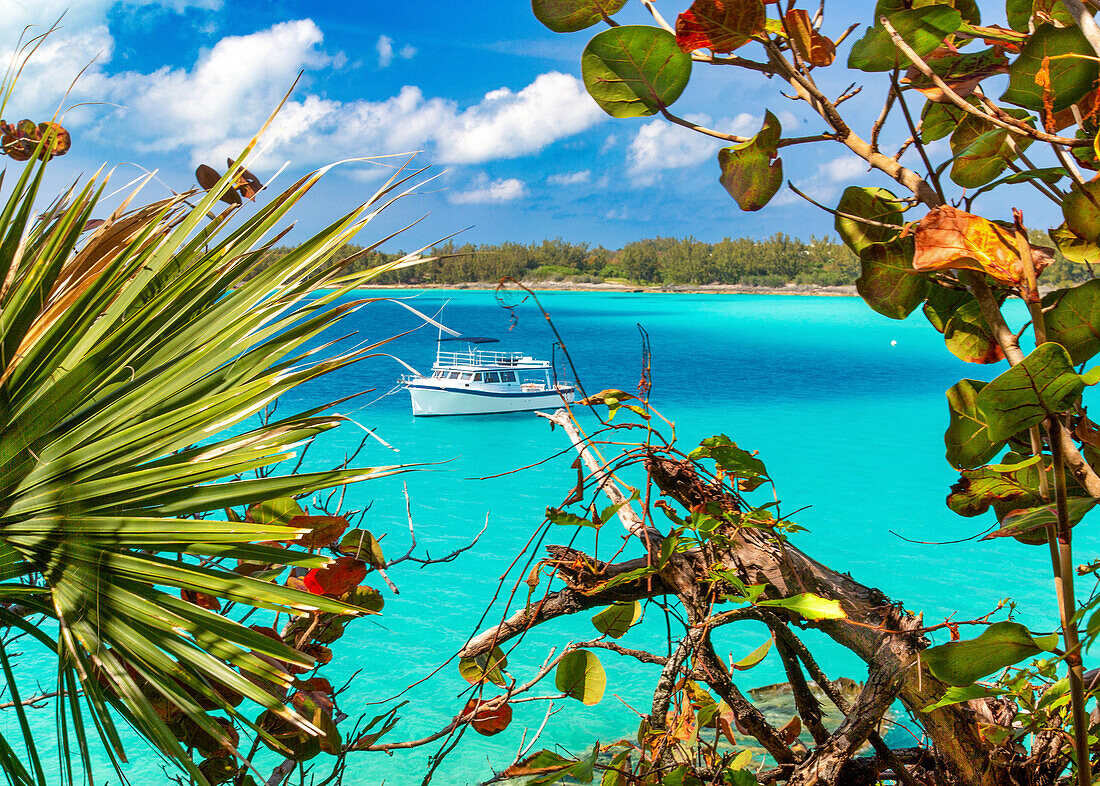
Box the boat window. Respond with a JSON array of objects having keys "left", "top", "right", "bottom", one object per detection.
[
  {"left": 500, "top": 371, "right": 516, "bottom": 382},
  {"left": 448, "top": 372, "right": 461, "bottom": 379},
  {"left": 485, "top": 372, "right": 500, "bottom": 383},
  {"left": 459, "top": 373, "right": 473, "bottom": 381},
  {"left": 472, "top": 373, "right": 483, "bottom": 382},
  {"left": 432, "top": 371, "right": 443, "bottom": 378}
]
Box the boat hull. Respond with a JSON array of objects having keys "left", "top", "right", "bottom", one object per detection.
[{"left": 406, "top": 385, "right": 574, "bottom": 416}]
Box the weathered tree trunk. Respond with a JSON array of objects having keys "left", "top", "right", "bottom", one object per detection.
[{"left": 461, "top": 413, "right": 1060, "bottom": 786}]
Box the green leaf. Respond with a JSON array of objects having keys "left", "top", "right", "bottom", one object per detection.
[
  {"left": 459, "top": 646, "right": 509, "bottom": 688},
  {"left": 0, "top": 544, "right": 25, "bottom": 582},
  {"left": 1043, "top": 279, "right": 1100, "bottom": 364},
  {"left": 921, "top": 100, "right": 972, "bottom": 143},
  {"left": 1050, "top": 223, "right": 1100, "bottom": 264},
  {"left": 1061, "top": 180, "right": 1100, "bottom": 244},
  {"left": 249, "top": 497, "right": 304, "bottom": 528},
  {"left": 848, "top": 6, "right": 963, "bottom": 72},
  {"left": 835, "top": 186, "right": 903, "bottom": 253},
  {"left": 976, "top": 342, "right": 1093, "bottom": 441},
  {"left": 555, "top": 649, "right": 606, "bottom": 705},
  {"left": 592, "top": 601, "right": 641, "bottom": 639},
  {"left": 857, "top": 237, "right": 929, "bottom": 320},
  {"left": 924, "top": 621, "right": 1058, "bottom": 686},
  {"left": 923, "top": 286, "right": 972, "bottom": 333},
  {"left": 730, "top": 636, "right": 772, "bottom": 670},
  {"left": 581, "top": 26, "right": 692, "bottom": 118},
  {"left": 923, "top": 683, "right": 1010, "bottom": 712},
  {"left": 757, "top": 592, "right": 846, "bottom": 621},
  {"left": 945, "top": 380, "right": 1005, "bottom": 469},
  {"left": 984, "top": 497, "right": 1097, "bottom": 543},
  {"left": 943, "top": 297, "right": 1005, "bottom": 364},
  {"left": 689, "top": 434, "right": 768, "bottom": 490},
  {"left": 717, "top": 111, "right": 783, "bottom": 212},
  {"left": 337, "top": 528, "right": 386, "bottom": 568},
  {"left": 949, "top": 111, "right": 1033, "bottom": 189},
  {"left": 1002, "top": 23, "right": 1099, "bottom": 112},
  {"left": 533, "top": 0, "right": 628, "bottom": 32},
  {"left": 947, "top": 452, "right": 1046, "bottom": 518},
  {"left": 547, "top": 506, "right": 598, "bottom": 528},
  {"left": 968, "top": 166, "right": 1064, "bottom": 200}
]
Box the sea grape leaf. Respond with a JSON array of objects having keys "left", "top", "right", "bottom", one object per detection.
[
  {"left": 921, "top": 100, "right": 974, "bottom": 142},
  {"left": 689, "top": 434, "right": 769, "bottom": 490},
  {"left": 923, "top": 286, "right": 972, "bottom": 333},
  {"left": 459, "top": 646, "right": 508, "bottom": 687},
  {"left": 547, "top": 506, "right": 599, "bottom": 528},
  {"left": 945, "top": 380, "right": 1005, "bottom": 469},
  {"left": 784, "top": 9, "right": 835, "bottom": 67},
  {"left": 835, "top": 186, "right": 903, "bottom": 253},
  {"left": 337, "top": 527, "right": 386, "bottom": 568},
  {"left": 983, "top": 497, "right": 1097, "bottom": 543},
  {"left": 847, "top": 6, "right": 962, "bottom": 72},
  {"left": 923, "top": 683, "right": 1010, "bottom": 712},
  {"left": 592, "top": 601, "right": 641, "bottom": 639},
  {"left": 582, "top": 26, "right": 692, "bottom": 118},
  {"left": 731, "top": 637, "right": 773, "bottom": 670},
  {"left": 856, "top": 237, "right": 929, "bottom": 320},
  {"left": 903, "top": 46, "right": 1007, "bottom": 103},
  {"left": 1061, "top": 179, "right": 1100, "bottom": 244},
  {"left": 341, "top": 585, "right": 384, "bottom": 612},
  {"left": 302, "top": 556, "right": 367, "bottom": 597},
  {"left": 968, "top": 167, "right": 1065, "bottom": 201},
  {"left": 943, "top": 297, "right": 1005, "bottom": 364},
  {"left": 976, "top": 342, "right": 1094, "bottom": 441},
  {"left": 717, "top": 110, "right": 782, "bottom": 211},
  {"left": 1050, "top": 223, "right": 1100, "bottom": 263},
  {"left": 675, "top": 0, "right": 766, "bottom": 53},
  {"left": 248, "top": 497, "right": 305, "bottom": 528},
  {"left": 292, "top": 515, "right": 348, "bottom": 551},
  {"left": 462, "top": 698, "right": 513, "bottom": 736},
  {"left": 533, "top": 0, "right": 628, "bottom": 32},
  {"left": 1043, "top": 279, "right": 1100, "bottom": 363},
  {"left": 924, "top": 621, "right": 1058, "bottom": 686},
  {"left": 948, "top": 109, "right": 1033, "bottom": 189},
  {"left": 757, "top": 593, "right": 846, "bottom": 620},
  {"left": 912, "top": 206, "right": 1054, "bottom": 286},
  {"left": 947, "top": 453, "right": 1045, "bottom": 517},
  {"left": 1002, "top": 23, "right": 1099, "bottom": 112},
  {"left": 555, "top": 649, "right": 606, "bottom": 705},
  {"left": 503, "top": 749, "right": 573, "bottom": 779}
]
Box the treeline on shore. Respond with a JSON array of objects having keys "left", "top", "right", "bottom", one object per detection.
[{"left": 261, "top": 233, "right": 1094, "bottom": 289}]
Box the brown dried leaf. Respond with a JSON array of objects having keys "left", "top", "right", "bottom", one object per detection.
[
  {"left": 913, "top": 206, "right": 1053, "bottom": 286},
  {"left": 784, "top": 9, "right": 835, "bottom": 67}
]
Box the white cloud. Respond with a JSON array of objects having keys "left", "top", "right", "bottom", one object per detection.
[
  {"left": 627, "top": 114, "right": 722, "bottom": 186},
  {"left": 547, "top": 170, "right": 591, "bottom": 186},
  {"left": 819, "top": 156, "right": 866, "bottom": 182},
  {"left": 376, "top": 35, "right": 416, "bottom": 68},
  {"left": 437, "top": 72, "right": 603, "bottom": 163},
  {"left": 1, "top": 9, "right": 603, "bottom": 172},
  {"left": 449, "top": 175, "right": 527, "bottom": 205},
  {"left": 376, "top": 35, "right": 395, "bottom": 68}
]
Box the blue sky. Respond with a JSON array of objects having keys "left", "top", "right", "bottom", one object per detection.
[{"left": 1, "top": 0, "right": 1068, "bottom": 252}]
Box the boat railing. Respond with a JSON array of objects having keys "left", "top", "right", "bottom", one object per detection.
[{"left": 435, "top": 348, "right": 529, "bottom": 367}]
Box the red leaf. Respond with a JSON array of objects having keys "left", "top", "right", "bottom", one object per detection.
[
  {"left": 181, "top": 589, "right": 222, "bottom": 612},
  {"left": 290, "top": 514, "right": 348, "bottom": 550},
  {"left": 302, "top": 556, "right": 367, "bottom": 597},
  {"left": 462, "top": 698, "right": 513, "bottom": 736},
  {"left": 675, "top": 0, "right": 766, "bottom": 54}
]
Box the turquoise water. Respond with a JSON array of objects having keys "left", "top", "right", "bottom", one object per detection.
[{"left": 22, "top": 290, "right": 1097, "bottom": 784}]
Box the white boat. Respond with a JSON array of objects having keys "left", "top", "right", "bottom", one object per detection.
[{"left": 401, "top": 337, "right": 575, "bottom": 416}]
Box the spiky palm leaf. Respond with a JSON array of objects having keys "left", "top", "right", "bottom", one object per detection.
[{"left": 0, "top": 123, "right": 431, "bottom": 785}]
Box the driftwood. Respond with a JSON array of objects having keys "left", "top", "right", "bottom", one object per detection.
[{"left": 461, "top": 410, "right": 1059, "bottom": 786}]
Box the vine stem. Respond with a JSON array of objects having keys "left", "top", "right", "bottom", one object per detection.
[{"left": 1016, "top": 212, "right": 1092, "bottom": 786}]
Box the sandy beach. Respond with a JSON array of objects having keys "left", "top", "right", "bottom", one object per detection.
[{"left": 367, "top": 280, "right": 860, "bottom": 296}]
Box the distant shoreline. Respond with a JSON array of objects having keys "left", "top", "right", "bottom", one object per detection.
[{"left": 364, "top": 281, "right": 859, "bottom": 297}]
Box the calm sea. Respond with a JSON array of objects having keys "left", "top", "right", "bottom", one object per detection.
[{"left": 38, "top": 290, "right": 1100, "bottom": 784}]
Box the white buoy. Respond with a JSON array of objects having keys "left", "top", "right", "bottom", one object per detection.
[{"left": 890, "top": 340, "right": 898, "bottom": 346}]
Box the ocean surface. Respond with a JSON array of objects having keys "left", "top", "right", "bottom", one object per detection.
[{"left": 23, "top": 290, "right": 1099, "bottom": 784}]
